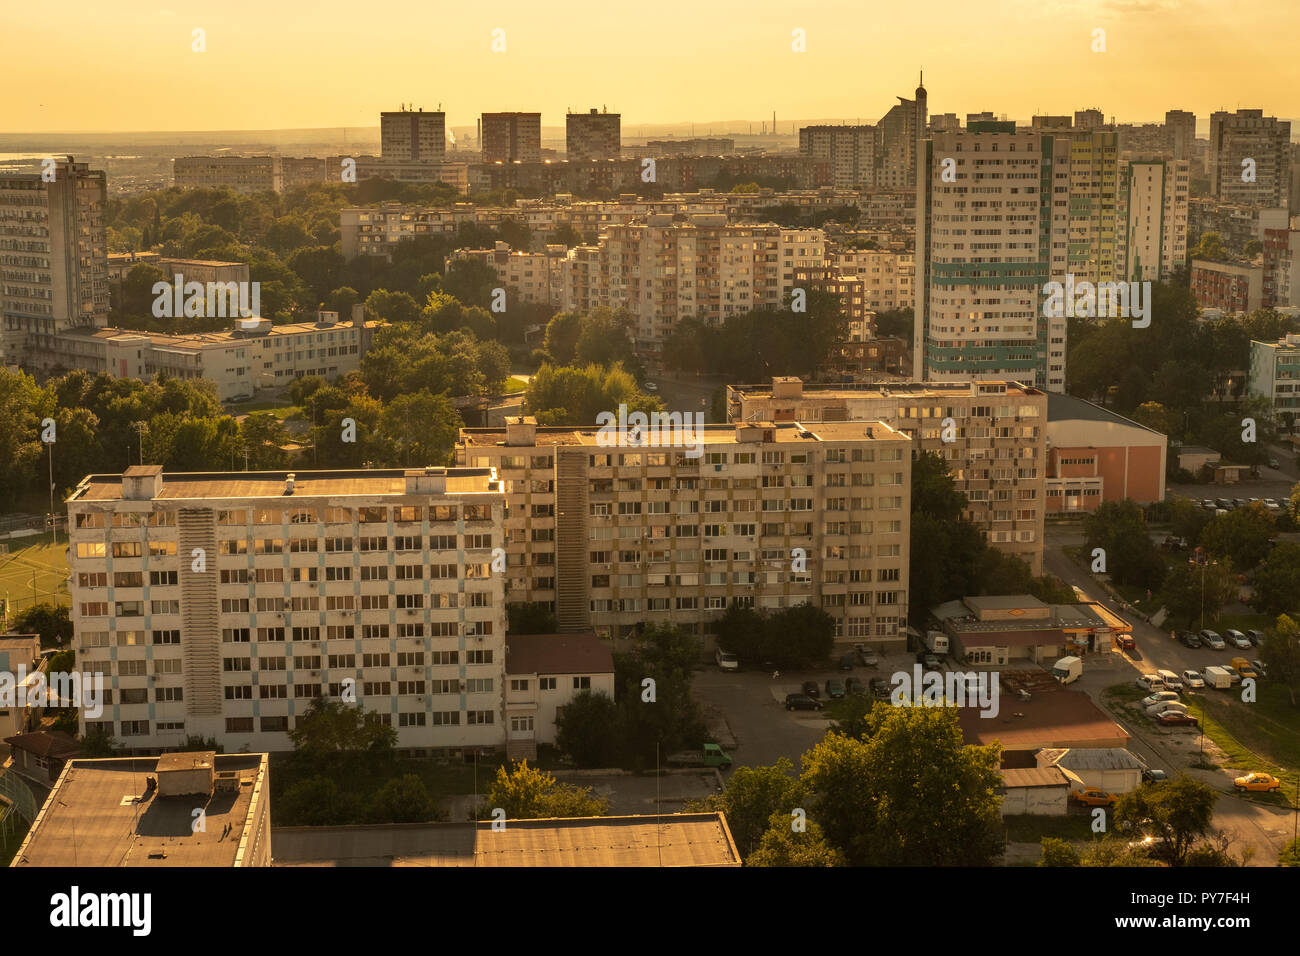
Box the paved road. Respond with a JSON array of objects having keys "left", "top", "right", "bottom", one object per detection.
[{"left": 1045, "top": 528, "right": 1294, "bottom": 864}]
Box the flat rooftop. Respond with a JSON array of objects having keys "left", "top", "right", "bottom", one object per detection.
[
  {"left": 959, "top": 686, "right": 1129, "bottom": 751},
  {"left": 68, "top": 468, "right": 502, "bottom": 503},
  {"left": 1047, "top": 391, "right": 1164, "bottom": 434},
  {"left": 458, "top": 420, "right": 908, "bottom": 448},
  {"left": 64, "top": 320, "right": 379, "bottom": 349},
  {"left": 272, "top": 813, "right": 740, "bottom": 867},
  {"left": 506, "top": 633, "right": 613, "bottom": 676},
  {"left": 12, "top": 754, "right": 267, "bottom": 867},
  {"left": 728, "top": 379, "right": 1038, "bottom": 400}
]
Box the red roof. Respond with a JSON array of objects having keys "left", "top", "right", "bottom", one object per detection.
[{"left": 505, "top": 633, "right": 614, "bottom": 676}]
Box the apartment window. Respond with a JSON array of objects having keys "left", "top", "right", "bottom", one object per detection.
[{"left": 539, "top": 677, "right": 557, "bottom": 691}]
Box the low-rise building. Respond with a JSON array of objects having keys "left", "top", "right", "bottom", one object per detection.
[
  {"left": 959, "top": 685, "right": 1131, "bottom": 764},
  {"left": 1037, "top": 747, "right": 1145, "bottom": 794},
  {"left": 2, "top": 730, "right": 81, "bottom": 785},
  {"left": 1191, "top": 258, "right": 1264, "bottom": 313},
  {"left": 503, "top": 632, "right": 614, "bottom": 760},
  {"left": 0, "top": 634, "right": 44, "bottom": 740},
  {"left": 1249, "top": 333, "right": 1300, "bottom": 420},
  {"left": 930, "top": 595, "right": 1130, "bottom": 665},
  {"left": 998, "top": 766, "right": 1071, "bottom": 816},
  {"left": 12, "top": 751, "right": 272, "bottom": 867},
  {"left": 1045, "top": 393, "right": 1167, "bottom": 513}
]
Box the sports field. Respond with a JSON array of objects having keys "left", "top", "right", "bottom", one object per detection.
[{"left": 0, "top": 532, "right": 70, "bottom": 620}]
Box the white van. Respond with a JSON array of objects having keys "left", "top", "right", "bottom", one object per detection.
[
  {"left": 1157, "top": 669, "right": 1183, "bottom": 691},
  {"left": 715, "top": 649, "right": 739, "bottom": 671}
]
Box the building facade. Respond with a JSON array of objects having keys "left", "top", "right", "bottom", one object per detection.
[
  {"left": 0, "top": 158, "right": 109, "bottom": 364},
  {"left": 481, "top": 113, "right": 542, "bottom": 164},
  {"left": 725, "top": 377, "right": 1046, "bottom": 572},
  {"left": 1248, "top": 333, "right": 1300, "bottom": 419},
  {"left": 1117, "top": 157, "right": 1190, "bottom": 281},
  {"left": 67, "top": 466, "right": 508, "bottom": 755},
  {"left": 456, "top": 417, "right": 913, "bottom": 648},
  {"left": 566, "top": 109, "right": 621, "bottom": 162},
  {"left": 381, "top": 108, "right": 446, "bottom": 164}
]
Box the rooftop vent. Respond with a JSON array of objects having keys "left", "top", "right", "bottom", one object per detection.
[{"left": 285, "top": 473, "right": 296, "bottom": 495}]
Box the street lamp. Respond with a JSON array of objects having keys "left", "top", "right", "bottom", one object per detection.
[{"left": 132, "top": 420, "right": 149, "bottom": 466}]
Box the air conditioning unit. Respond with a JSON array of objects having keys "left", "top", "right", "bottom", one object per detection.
[
  {"left": 458, "top": 681, "right": 467, "bottom": 691},
  {"left": 310, "top": 670, "right": 318, "bottom": 677}
]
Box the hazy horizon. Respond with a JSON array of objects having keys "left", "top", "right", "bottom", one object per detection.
[{"left": 8, "top": 0, "right": 1299, "bottom": 134}]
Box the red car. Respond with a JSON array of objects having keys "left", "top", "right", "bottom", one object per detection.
[{"left": 1157, "top": 712, "right": 1198, "bottom": 727}]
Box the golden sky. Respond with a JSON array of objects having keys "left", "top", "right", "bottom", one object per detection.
[{"left": 5, "top": 0, "right": 1296, "bottom": 132}]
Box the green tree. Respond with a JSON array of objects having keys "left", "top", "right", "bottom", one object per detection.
[
  {"left": 380, "top": 389, "right": 461, "bottom": 466},
  {"left": 1161, "top": 558, "right": 1237, "bottom": 629},
  {"left": 801, "top": 705, "right": 1004, "bottom": 866},
  {"left": 1251, "top": 543, "right": 1300, "bottom": 616},
  {"left": 278, "top": 776, "right": 363, "bottom": 826},
  {"left": 483, "top": 760, "right": 609, "bottom": 819},
  {"left": 746, "top": 810, "right": 845, "bottom": 867},
  {"left": 1084, "top": 499, "right": 1167, "bottom": 590},
  {"left": 1114, "top": 775, "right": 1217, "bottom": 867},
  {"left": 708, "top": 759, "right": 807, "bottom": 858},
  {"left": 1199, "top": 503, "right": 1276, "bottom": 570},
  {"left": 554, "top": 691, "right": 621, "bottom": 768},
  {"left": 240, "top": 412, "right": 290, "bottom": 469},
  {"left": 287, "top": 698, "right": 398, "bottom": 761},
  {"left": 1039, "top": 837, "right": 1081, "bottom": 866},
  {"left": 1262, "top": 614, "right": 1300, "bottom": 706},
  {"left": 11, "top": 603, "right": 73, "bottom": 647},
  {"left": 1080, "top": 836, "right": 1160, "bottom": 867},
  {"left": 78, "top": 728, "right": 118, "bottom": 757},
  {"left": 506, "top": 602, "right": 558, "bottom": 634},
  {"left": 1281, "top": 838, "right": 1300, "bottom": 866},
  {"left": 365, "top": 774, "right": 440, "bottom": 824}
]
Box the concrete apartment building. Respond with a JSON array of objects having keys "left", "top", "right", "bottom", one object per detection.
[
  {"left": 725, "top": 377, "right": 1046, "bottom": 572},
  {"left": 66, "top": 465, "right": 507, "bottom": 755},
  {"left": 1190, "top": 258, "right": 1264, "bottom": 313},
  {"left": 0, "top": 634, "right": 44, "bottom": 740},
  {"left": 1117, "top": 157, "right": 1190, "bottom": 281},
  {"left": 446, "top": 242, "right": 570, "bottom": 306},
  {"left": 914, "top": 121, "right": 1125, "bottom": 393},
  {"left": 1248, "top": 333, "right": 1300, "bottom": 419},
  {"left": 13, "top": 752, "right": 271, "bottom": 867},
  {"left": 381, "top": 107, "right": 446, "bottom": 164},
  {"left": 0, "top": 158, "right": 110, "bottom": 365},
  {"left": 456, "top": 417, "right": 913, "bottom": 648},
  {"left": 565, "top": 215, "right": 825, "bottom": 355},
  {"left": 1044, "top": 392, "right": 1167, "bottom": 513},
  {"left": 1189, "top": 200, "right": 1288, "bottom": 255},
  {"left": 644, "top": 138, "right": 736, "bottom": 157},
  {"left": 566, "top": 108, "right": 621, "bottom": 162},
  {"left": 828, "top": 248, "right": 916, "bottom": 310},
  {"left": 173, "top": 155, "right": 281, "bottom": 193},
  {"left": 799, "top": 126, "right": 878, "bottom": 189},
  {"left": 1210, "top": 109, "right": 1291, "bottom": 210},
  {"left": 48, "top": 310, "right": 377, "bottom": 402},
  {"left": 481, "top": 112, "right": 542, "bottom": 164}
]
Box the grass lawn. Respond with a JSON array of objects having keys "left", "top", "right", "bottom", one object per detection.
[
  {"left": 0, "top": 532, "right": 70, "bottom": 617},
  {"left": 1004, "top": 813, "right": 1095, "bottom": 843},
  {"left": 503, "top": 378, "right": 528, "bottom": 395},
  {"left": 1194, "top": 685, "right": 1300, "bottom": 803}
]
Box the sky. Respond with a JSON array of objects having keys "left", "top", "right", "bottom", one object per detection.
[{"left": 4, "top": 0, "right": 1298, "bottom": 133}]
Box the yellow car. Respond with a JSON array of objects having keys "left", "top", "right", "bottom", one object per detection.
[
  {"left": 1233, "top": 773, "right": 1282, "bottom": 793},
  {"left": 1073, "top": 787, "right": 1119, "bottom": 807}
]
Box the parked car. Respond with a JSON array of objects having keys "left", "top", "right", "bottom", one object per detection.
[
  {"left": 643, "top": 381, "right": 658, "bottom": 391},
  {"left": 869, "top": 677, "right": 892, "bottom": 701},
  {"left": 715, "top": 649, "right": 739, "bottom": 671},
  {"left": 1231, "top": 498, "right": 1246, "bottom": 509},
  {"left": 845, "top": 677, "right": 865, "bottom": 696},
  {"left": 1142, "top": 768, "right": 1169, "bottom": 783},
  {"left": 784, "top": 693, "right": 823, "bottom": 712},
  {"left": 1181, "top": 669, "right": 1206, "bottom": 689},
  {"left": 1201, "top": 499, "right": 1217, "bottom": 510},
  {"left": 855, "top": 644, "right": 880, "bottom": 667},
  {"left": 1215, "top": 498, "right": 1232, "bottom": 509},
  {"left": 838, "top": 653, "right": 856, "bottom": 671},
  {"left": 1115, "top": 633, "right": 1137, "bottom": 652},
  {"left": 1269, "top": 457, "right": 1280, "bottom": 469},
  {"left": 1157, "top": 669, "right": 1183, "bottom": 690},
  {"left": 1179, "top": 631, "right": 1202, "bottom": 649},
  {"left": 920, "top": 652, "right": 941, "bottom": 671},
  {"left": 801, "top": 680, "right": 821, "bottom": 699},
  {"left": 1073, "top": 787, "right": 1119, "bottom": 808},
  {"left": 1226, "top": 629, "right": 1253, "bottom": 650},
  {"left": 1136, "top": 674, "right": 1165, "bottom": 691},
  {"left": 1233, "top": 772, "right": 1282, "bottom": 793},
  {"left": 1200, "top": 630, "right": 1226, "bottom": 650},
  {"left": 1147, "top": 700, "right": 1189, "bottom": 717},
  {"left": 1251, "top": 659, "right": 1268, "bottom": 679},
  {"left": 1246, "top": 629, "right": 1266, "bottom": 647},
  {"left": 825, "top": 678, "right": 847, "bottom": 699},
  {"left": 1141, "top": 691, "right": 1181, "bottom": 709},
  {"left": 1157, "top": 711, "right": 1199, "bottom": 727}
]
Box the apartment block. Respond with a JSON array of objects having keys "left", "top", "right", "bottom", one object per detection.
[
  {"left": 1190, "top": 258, "right": 1264, "bottom": 313},
  {"left": 456, "top": 417, "right": 913, "bottom": 649},
  {"left": 381, "top": 108, "right": 446, "bottom": 164},
  {"left": 173, "top": 155, "right": 280, "bottom": 193},
  {"left": 481, "top": 112, "right": 542, "bottom": 164},
  {"left": 726, "top": 377, "right": 1046, "bottom": 572},
  {"left": 49, "top": 310, "right": 377, "bottom": 402},
  {"left": 644, "top": 138, "right": 735, "bottom": 157},
  {"left": 67, "top": 465, "right": 507, "bottom": 756},
  {"left": 876, "top": 81, "right": 927, "bottom": 189},
  {"left": 446, "top": 242, "right": 569, "bottom": 306},
  {"left": 1248, "top": 333, "right": 1300, "bottom": 418},
  {"left": 0, "top": 158, "right": 109, "bottom": 364},
  {"left": 828, "top": 248, "right": 916, "bottom": 310},
  {"left": 1117, "top": 157, "right": 1190, "bottom": 281},
  {"left": 566, "top": 108, "right": 621, "bottom": 162},
  {"left": 798, "top": 126, "right": 877, "bottom": 189},
  {"left": 1209, "top": 109, "right": 1292, "bottom": 210},
  {"left": 564, "top": 215, "right": 825, "bottom": 355},
  {"left": 503, "top": 632, "right": 614, "bottom": 761}
]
